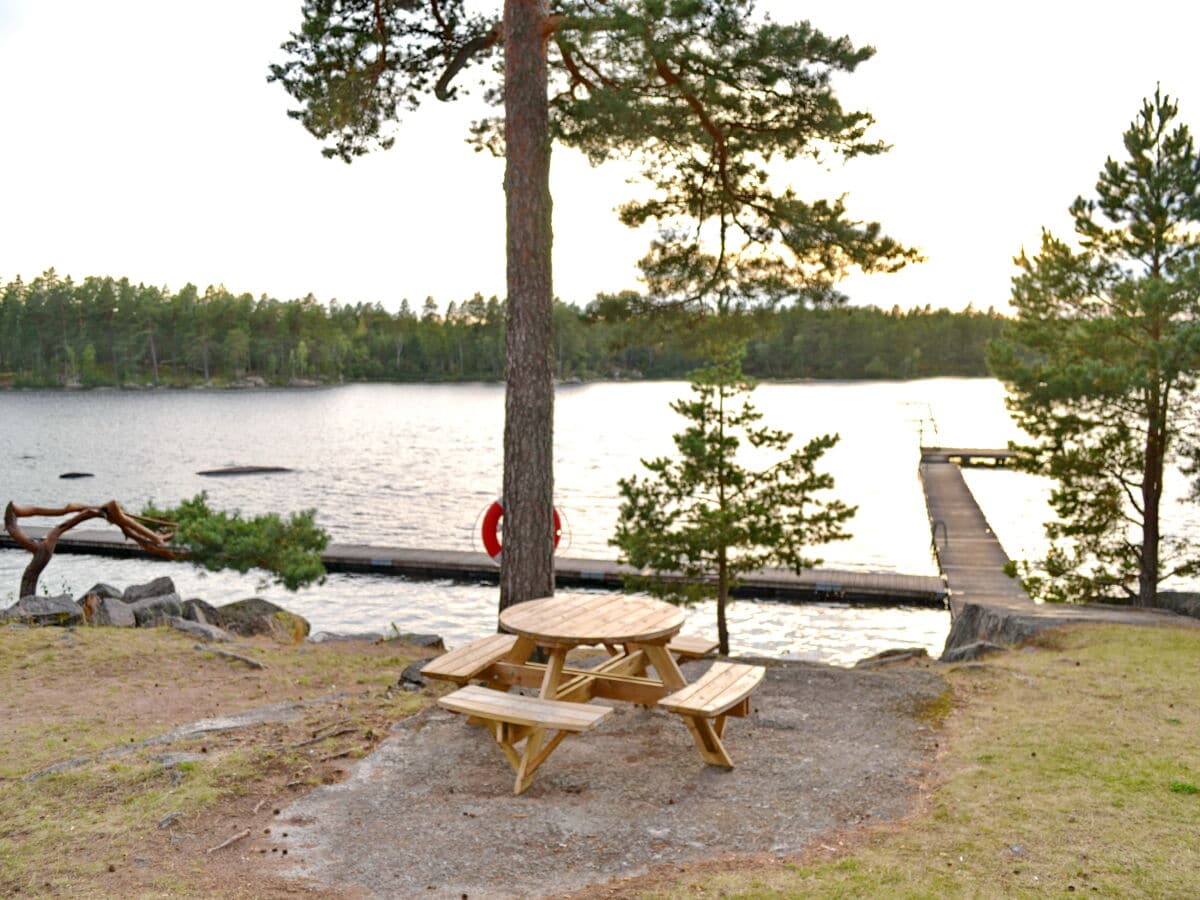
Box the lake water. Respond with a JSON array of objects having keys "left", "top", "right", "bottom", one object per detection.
[{"left": 3, "top": 378, "right": 1185, "bottom": 664}]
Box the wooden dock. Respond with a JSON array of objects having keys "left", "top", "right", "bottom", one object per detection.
[
  {"left": 919, "top": 447, "right": 1031, "bottom": 616},
  {"left": 919, "top": 446, "right": 1016, "bottom": 467},
  {"left": 0, "top": 528, "right": 947, "bottom": 607}
]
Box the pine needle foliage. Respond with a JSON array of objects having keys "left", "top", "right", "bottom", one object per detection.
[
  {"left": 268, "top": 0, "right": 917, "bottom": 312},
  {"left": 143, "top": 494, "right": 329, "bottom": 592},
  {"left": 989, "top": 88, "right": 1200, "bottom": 605},
  {"left": 611, "top": 347, "right": 854, "bottom": 653}
]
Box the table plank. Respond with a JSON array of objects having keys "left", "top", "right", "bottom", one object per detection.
[{"left": 500, "top": 595, "right": 684, "bottom": 644}]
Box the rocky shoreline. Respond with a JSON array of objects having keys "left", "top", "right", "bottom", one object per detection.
[
  {"left": 0, "top": 575, "right": 449, "bottom": 653},
  {"left": 0, "top": 576, "right": 310, "bottom": 642}
]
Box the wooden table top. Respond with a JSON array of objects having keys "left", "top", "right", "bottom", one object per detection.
[{"left": 499, "top": 594, "right": 686, "bottom": 645}]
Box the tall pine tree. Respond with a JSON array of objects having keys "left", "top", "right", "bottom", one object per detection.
[
  {"left": 269, "top": 0, "right": 914, "bottom": 610},
  {"left": 989, "top": 89, "right": 1200, "bottom": 605}
]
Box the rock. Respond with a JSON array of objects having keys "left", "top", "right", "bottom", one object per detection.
[
  {"left": 123, "top": 577, "right": 178, "bottom": 603},
  {"left": 181, "top": 598, "right": 220, "bottom": 625},
  {"left": 1, "top": 594, "right": 83, "bottom": 626},
  {"left": 941, "top": 640, "right": 1009, "bottom": 664},
  {"left": 82, "top": 583, "right": 123, "bottom": 601},
  {"left": 195, "top": 466, "right": 294, "bottom": 477},
  {"left": 399, "top": 659, "right": 432, "bottom": 687},
  {"left": 394, "top": 633, "right": 445, "bottom": 650},
  {"left": 167, "top": 616, "right": 233, "bottom": 642},
  {"left": 1155, "top": 592, "right": 1200, "bottom": 620},
  {"left": 129, "top": 592, "right": 183, "bottom": 627},
  {"left": 152, "top": 753, "right": 207, "bottom": 768},
  {"left": 82, "top": 594, "right": 136, "bottom": 627},
  {"left": 309, "top": 631, "right": 385, "bottom": 643},
  {"left": 854, "top": 647, "right": 930, "bottom": 669},
  {"left": 212, "top": 598, "right": 310, "bottom": 642},
  {"left": 940, "top": 599, "right": 1198, "bottom": 661}
]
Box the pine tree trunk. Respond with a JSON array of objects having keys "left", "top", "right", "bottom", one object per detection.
[
  {"left": 1139, "top": 391, "right": 1165, "bottom": 607},
  {"left": 499, "top": 0, "right": 555, "bottom": 613},
  {"left": 717, "top": 551, "right": 730, "bottom": 655}
]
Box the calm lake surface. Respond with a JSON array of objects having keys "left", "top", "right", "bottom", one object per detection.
[{"left": 4, "top": 379, "right": 1190, "bottom": 664}]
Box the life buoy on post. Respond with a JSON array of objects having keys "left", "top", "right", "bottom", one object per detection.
[{"left": 481, "top": 499, "right": 562, "bottom": 561}]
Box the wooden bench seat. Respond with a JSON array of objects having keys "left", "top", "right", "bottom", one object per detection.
[
  {"left": 659, "top": 661, "right": 764, "bottom": 718},
  {"left": 439, "top": 684, "right": 612, "bottom": 794},
  {"left": 420, "top": 633, "right": 519, "bottom": 684},
  {"left": 667, "top": 634, "right": 719, "bottom": 660},
  {"left": 439, "top": 684, "right": 612, "bottom": 731}
]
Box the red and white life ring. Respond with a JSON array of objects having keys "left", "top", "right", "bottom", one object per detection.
[{"left": 481, "top": 499, "right": 562, "bottom": 560}]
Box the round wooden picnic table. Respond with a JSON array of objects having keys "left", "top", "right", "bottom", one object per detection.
[{"left": 499, "top": 593, "right": 685, "bottom": 647}]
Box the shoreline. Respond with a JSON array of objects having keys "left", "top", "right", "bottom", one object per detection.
[{"left": 0, "top": 373, "right": 1000, "bottom": 392}]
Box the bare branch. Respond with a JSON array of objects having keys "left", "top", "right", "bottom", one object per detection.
[{"left": 434, "top": 23, "right": 500, "bottom": 101}]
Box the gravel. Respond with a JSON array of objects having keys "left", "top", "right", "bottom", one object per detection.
[{"left": 273, "top": 659, "right": 945, "bottom": 898}]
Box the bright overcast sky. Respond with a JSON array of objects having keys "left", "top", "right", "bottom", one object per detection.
[{"left": 1, "top": 1, "right": 1198, "bottom": 313}]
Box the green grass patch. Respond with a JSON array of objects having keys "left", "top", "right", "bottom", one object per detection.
[{"left": 646, "top": 624, "right": 1200, "bottom": 898}]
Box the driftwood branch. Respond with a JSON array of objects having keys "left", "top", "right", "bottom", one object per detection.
[{"left": 5, "top": 500, "right": 180, "bottom": 598}]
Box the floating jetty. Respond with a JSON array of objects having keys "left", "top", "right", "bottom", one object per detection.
[
  {"left": 919, "top": 446, "right": 1030, "bottom": 616},
  {"left": 0, "top": 528, "right": 947, "bottom": 607},
  {"left": 917, "top": 446, "right": 1200, "bottom": 654}
]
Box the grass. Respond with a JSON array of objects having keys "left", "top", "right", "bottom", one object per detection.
[
  {"left": 0, "top": 624, "right": 433, "bottom": 896},
  {"left": 639, "top": 623, "right": 1200, "bottom": 898}
]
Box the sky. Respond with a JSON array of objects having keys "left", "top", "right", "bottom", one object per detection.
[{"left": 1, "top": 1, "right": 1199, "bottom": 314}]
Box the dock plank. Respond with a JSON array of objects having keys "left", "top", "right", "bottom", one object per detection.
[
  {"left": 0, "top": 528, "right": 946, "bottom": 606},
  {"left": 919, "top": 458, "right": 1032, "bottom": 615}
]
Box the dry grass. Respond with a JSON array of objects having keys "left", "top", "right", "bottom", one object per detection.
[
  {"left": 596, "top": 624, "right": 1200, "bottom": 898},
  {"left": 0, "top": 624, "right": 434, "bottom": 897}
]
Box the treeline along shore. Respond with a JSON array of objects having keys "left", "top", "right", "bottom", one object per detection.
[{"left": 0, "top": 270, "right": 1004, "bottom": 387}]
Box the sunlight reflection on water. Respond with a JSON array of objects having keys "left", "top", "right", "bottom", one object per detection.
[{"left": 0, "top": 378, "right": 1102, "bottom": 664}]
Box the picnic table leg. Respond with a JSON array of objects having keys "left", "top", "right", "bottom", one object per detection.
[
  {"left": 513, "top": 645, "right": 568, "bottom": 794},
  {"left": 639, "top": 643, "right": 734, "bottom": 769},
  {"left": 471, "top": 635, "right": 541, "bottom": 732}
]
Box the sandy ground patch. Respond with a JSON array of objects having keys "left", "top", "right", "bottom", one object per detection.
[{"left": 273, "top": 658, "right": 945, "bottom": 898}]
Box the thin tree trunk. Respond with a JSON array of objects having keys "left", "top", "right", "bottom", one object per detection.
[
  {"left": 499, "top": 0, "right": 555, "bottom": 613},
  {"left": 716, "top": 382, "right": 730, "bottom": 654},
  {"left": 717, "top": 551, "right": 730, "bottom": 656},
  {"left": 1139, "top": 390, "right": 1165, "bottom": 606}
]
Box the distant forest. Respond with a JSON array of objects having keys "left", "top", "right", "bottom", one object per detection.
[{"left": 0, "top": 271, "right": 1004, "bottom": 386}]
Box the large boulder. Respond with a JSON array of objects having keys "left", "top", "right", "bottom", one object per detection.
[
  {"left": 81, "top": 583, "right": 123, "bottom": 601},
  {"left": 81, "top": 594, "right": 136, "bottom": 628},
  {"left": 1, "top": 595, "right": 83, "bottom": 626},
  {"left": 212, "top": 598, "right": 310, "bottom": 642},
  {"left": 1155, "top": 592, "right": 1200, "bottom": 620},
  {"left": 129, "top": 592, "right": 183, "bottom": 627},
  {"left": 181, "top": 598, "right": 221, "bottom": 626},
  {"left": 123, "top": 577, "right": 178, "bottom": 604}
]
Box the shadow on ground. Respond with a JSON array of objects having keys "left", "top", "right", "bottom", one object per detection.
[{"left": 273, "top": 659, "right": 945, "bottom": 898}]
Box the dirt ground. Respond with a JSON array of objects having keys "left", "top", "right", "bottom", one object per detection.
[
  {"left": 0, "top": 625, "right": 426, "bottom": 898},
  {"left": 1, "top": 627, "right": 946, "bottom": 898},
  {"left": 272, "top": 658, "right": 946, "bottom": 899}
]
